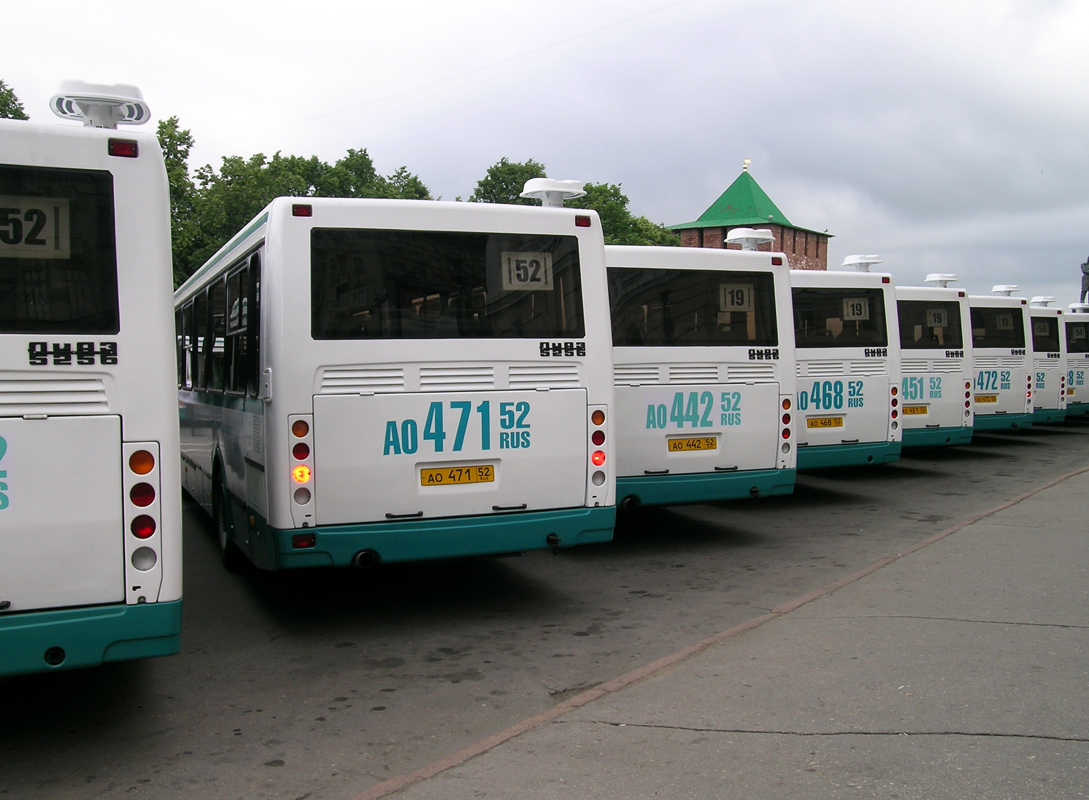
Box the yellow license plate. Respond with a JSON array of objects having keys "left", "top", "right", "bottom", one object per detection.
[
  {"left": 806, "top": 416, "right": 844, "bottom": 429},
  {"left": 974, "top": 394, "right": 998, "bottom": 403},
  {"left": 1068, "top": 388, "right": 1076, "bottom": 395},
  {"left": 667, "top": 436, "right": 718, "bottom": 452},
  {"left": 902, "top": 405, "right": 928, "bottom": 415},
  {"left": 420, "top": 465, "right": 495, "bottom": 486}
]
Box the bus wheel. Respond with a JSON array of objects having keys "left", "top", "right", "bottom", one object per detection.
[{"left": 213, "top": 489, "right": 248, "bottom": 572}]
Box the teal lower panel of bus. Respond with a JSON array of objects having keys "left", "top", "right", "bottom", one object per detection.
[
  {"left": 616, "top": 468, "right": 795, "bottom": 508},
  {"left": 0, "top": 600, "right": 181, "bottom": 678},
  {"left": 973, "top": 412, "right": 1034, "bottom": 431},
  {"left": 267, "top": 506, "right": 616, "bottom": 568},
  {"left": 1033, "top": 407, "right": 1068, "bottom": 424},
  {"left": 1064, "top": 402, "right": 1089, "bottom": 418},
  {"left": 901, "top": 426, "right": 974, "bottom": 448},
  {"left": 796, "top": 441, "right": 901, "bottom": 470}
]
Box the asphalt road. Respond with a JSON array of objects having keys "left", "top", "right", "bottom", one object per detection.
[{"left": 2, "top": 421, "right": 1086, "bottom": 800}]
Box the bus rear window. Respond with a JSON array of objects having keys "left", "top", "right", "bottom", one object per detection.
[
  {"left": 897, "top": 300, "right": 963, "bottom": 350},
  {"left": 1067, "top": 321, "right": 1089, "bottom": 354},
  {"left": 1031, "top": 316, "right": 1060, "bottom": 353},
  {"left": 311, "top": 229, "right": 585, "bottom": 340},
  {"left": 0, "top": 165, "right": 119, "bottom": 333},
  {"left": 792, "top": 287, "right": 887, "bottom": 348},
  {"left": 971, "top": 306, "right": 1026, "bottom": 349},
  {"left": 607, "top": 267, "right": 778, "bottom": 347}
]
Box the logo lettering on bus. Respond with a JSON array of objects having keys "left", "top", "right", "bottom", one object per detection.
[
  {"left": 28, "top": 341, "right": 118, "bottom": 366},
  {"left": 747, "top": 348, "right": 779, "bottom": 361},
  {"left": 864, "top": 348, "right": 888, "bottom": 358},
  {"left": 539, "top": 341, "right": 586, "bottom": 358}
]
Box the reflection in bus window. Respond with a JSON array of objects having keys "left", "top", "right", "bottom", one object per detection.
[
  {"left": 792, "top": 287, "right": 887, "bottom": 348},
  {"left": 0, "top": 165, "right": 119, "bottom": 333},
  {"left": 311, "top": 229, "right": 585, "bottom": 340},
  {"left": 898, "top": 300, "right": 963, "bottom": 349},
  {"left": 607, "top": 267, "right": 777, "bottom": 347},
  {"left": 1031, "top": 316, "right": 1060, "bottom": 353},
  {"left": 971, "top": 306, "right": 1026, "bottom": 349}
]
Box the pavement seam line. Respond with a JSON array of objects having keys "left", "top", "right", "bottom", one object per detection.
[
  {"left": 347, "top": 463, "right": 1089, "bottom": 800},
  {"left": 580, "top": 721, "right": 1089, "bottom": 743}
]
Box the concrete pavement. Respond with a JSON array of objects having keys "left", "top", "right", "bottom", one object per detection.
[{"left": 354, "top": 465, "right": 1089, "bottom": 799}]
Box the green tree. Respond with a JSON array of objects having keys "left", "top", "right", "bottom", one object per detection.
[
  {"left": 0, "top": 79, "right": 29, "bottom": 120},
  {"left": 157, "top": 117, "right": 198, "bottom": 284},
  {"left": 166, "top": 138, "right": 432, "bottom": 284},
  {"left": 469, "top": 157, "right": 547, "bottom": 205}
]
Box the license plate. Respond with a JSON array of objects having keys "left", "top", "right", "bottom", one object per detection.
[
  {"left": 974, "top": 394, "right": 998, "bottom": 403},
  {"left": 902, "top": 405, "right": 928, "bottom": 415},
  {"left": 806, "top": 416, "right": 844, "bottom": 429},
  {"left": 420, "top": 464, "right": 495, "bottom": 486},
  {"left": 667, "top": 436, "right": 718, "bottom": 452},
  {"left": 1068, "top": 389, "right": 1076, "bottom": 395}
]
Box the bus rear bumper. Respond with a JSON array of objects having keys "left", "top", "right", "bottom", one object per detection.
[
  {"left": 1032, "top": 407, "right": 1068, "bottom": 424},
  {"left": 796, "top": 441, "right": 901, "bottom": 470},
  {"left": 616, "top": 468, "right": 795, "bottom": 508},
  {"left": 269, "top": 506, "right": 616, "bottom": 568},
  {"left": 973, "top": 412, "right": 1034, "bottom": 431},
  {"left": 1063, "top": 402, "right": 1089, "bottom": 418},
  {"left": 901, "top": 425, "right": 974, "bottom": 447},
  {"left": 0, "top": 600, "right": 181, "bottom": 678}
]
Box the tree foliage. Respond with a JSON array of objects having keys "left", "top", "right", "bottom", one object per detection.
[
  {"left": 160, "top": 120, "right": 432, "bottom": 285},
  {"left": 469, "top": 157, "right": 547, "bottom": 205},
  {"left": 471, "top": 158, "right": 677, "bottom": 246},
  {"left": 0, "top": 79, "right": 29, "bottom": 120}
]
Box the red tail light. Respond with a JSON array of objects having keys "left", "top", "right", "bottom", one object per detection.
[
  {"left": 131, "top": 515, "right": 156, "bottom": 539},
  {"left": 130, "top": 483, "right": 156, "bottom": 507}
]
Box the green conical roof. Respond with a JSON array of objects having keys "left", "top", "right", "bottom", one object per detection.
[{"left": 669, "top": 171, "right": 793, "bottom": 230}]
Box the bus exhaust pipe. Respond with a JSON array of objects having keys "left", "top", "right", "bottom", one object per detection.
[{"left": 351, "top": 550, "right": 379, "bottom": 569}]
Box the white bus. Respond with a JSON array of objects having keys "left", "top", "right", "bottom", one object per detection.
[
  {"left": 1064, "top": 303, "right": 1089, "bottom": 418},
  {"left": 175, "top": 183, "right": 614, "bottom": 570},
  {"left": 0, "top": 83, "right": 181, "bottom": 676},
  {"left": 895, "top": 275, "right": 975, "bottom": 447},
  {"left": 605, "top": 230, "right": 795, "bottom": 508},
  {"left": 968, "top": 286, "right": 1034, "bottom": 431},
  {"left": 791, "top": 255, "right": 902, "bottom": 469},
  {"left": 1027, "top": 297, "right": 1067, "bottom": 424}
]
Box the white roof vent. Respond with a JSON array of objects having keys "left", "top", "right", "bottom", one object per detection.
[
  {"left": 1030, "top": 296, "right": 1056, "bottom": 307},
  {"left": 1069, "top": 303, "right": 1089, "bottom": 313},
  {"left": 991, "top": 285, "right": 1020, "bottom": 296},
  {"left": 520, "top": 178, "right": 586, "bottom": 208},
  {"left": 841, "top": 254, "right": 882, "bottom": 272},
  {"left": 725, "top": 227, "right": 775, "bottom": 251},
  {"left": 49, "top": 81, "right": 150, "bottom": 129},
  {"left": 924, "top": 273, "right": 958, "bottom": 288}
]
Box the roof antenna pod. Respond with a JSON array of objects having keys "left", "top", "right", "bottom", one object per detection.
[
  {"left": 1030, "top": 296, "right": 1055, "bottom": 308},
  {"left": 924, "top": 273, "right": 958, "bottom": 288},
  {"left": 49, "top": 80, "right": 151, "bottom": 129},
  {"left": 725, "top": 227, "right": 775, "bottom": 251},
  {"left": 991, "top": 285, "right": 1020, "bottom": 296},
  {"left": 841, "top": 254, "right": 882, "bottom": 272},
  {"left": 520, "top": 178, "right": 586, "bottom": 208},
  {"left": 1069, "top": 303, "right": 1089, "bottom": 313}
]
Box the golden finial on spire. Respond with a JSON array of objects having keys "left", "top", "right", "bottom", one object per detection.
[{"left": 742, "top": 158, "right": 751, "bottom": 172}]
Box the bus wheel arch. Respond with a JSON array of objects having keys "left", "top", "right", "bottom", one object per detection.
[{"left": 211, "top": 457, "right": 247, "bottom": 571}]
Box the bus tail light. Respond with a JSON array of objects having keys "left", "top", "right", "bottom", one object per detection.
[
  {"left": 122, "top": 442, "right": 163, "bottom": 606},
  {"left": 586, "top": 406, "right": 611, "bottom": 506},
  {"left": 779, "top": 396, "right": 792, "bottom": 457},
  {"left": 288, "top": 414, "right": 316, "bottom": 528},
  {"left": 108, "top": 138, "right": 139, "bottom": 158}
]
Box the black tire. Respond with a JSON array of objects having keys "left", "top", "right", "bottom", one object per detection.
[{"left": 213, "top": 488, "right": 249, "bottom": 573}]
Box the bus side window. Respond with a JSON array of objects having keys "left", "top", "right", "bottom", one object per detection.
[
  {"left": 226, "top": 268, "right": 244, "bottom": 394},
  {"left": 181, "top": 303, "right": 193, "bottom": 389},
  {"left": 207, "top": 279, "right": 226, "bottom": 392},
  {"left": 193, "top": 291, "right": 208, "bottom": 390},
  {"left": 175, "top": 308, "right": 185, "bottom": 388},
  {"left": 246, "top": 254, "right": 261, "bottom": 397}
]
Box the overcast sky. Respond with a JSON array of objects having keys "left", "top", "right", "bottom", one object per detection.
[{"left": 5, "top": 0, "right": 1088, "bottom": 302}]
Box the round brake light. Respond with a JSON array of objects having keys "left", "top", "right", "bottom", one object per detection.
[
  {"left": 591, "top": 430, "right": 605, "bottom": 446},
  {"left": 130, "top": 482, "right": 156, "bottom": 507},
  {"left": 591, "top": 450, "right": 606, "bottom": 466},
  {"left": 293, "top": 443, "right": 311, "bottom": 460},
  {"left": 292, "top": 465, "right": 312, "bottom": 484},
  {"left": 129, "top": 450, "right": 155, "bottom": 475},
  {"left": 131, "top": 515, "right": 156, "bottom": 539}
]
